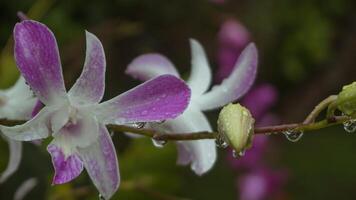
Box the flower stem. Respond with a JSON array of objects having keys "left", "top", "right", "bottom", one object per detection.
[{"left": 0, "top": 96, "right": 350, "bottom": 141}]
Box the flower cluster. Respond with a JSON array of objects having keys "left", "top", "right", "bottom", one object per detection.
[{"left": 0, "top": 18, "right": 258, "bottom": 199}]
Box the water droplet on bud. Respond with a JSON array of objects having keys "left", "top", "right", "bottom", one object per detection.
[
  {"left": 283, "top": 130, "right": 303, "bottom": 142},
  {"left": 215, "top": 134, "right": 228, "bottom": 148},
  {"left": 99, "top": 194, "right": 105, "bottom": 200},
  {"left": 232, "top": 149, "right": 245, "bottom": 158},
  {"left": 343, "top": 119, "right": 356, "bottom": 133},
  {"left": 152, "top": 138, "right": 167, "bottom": 148}
]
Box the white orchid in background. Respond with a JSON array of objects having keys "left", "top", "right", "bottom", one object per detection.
[
  {"left": 126, "top": 39, "right": 258, "bottom": 175},
  {"left": 0, "top": 76, "right": 37, "bottom": 183},
  {"left": 0, "top": 20, "right": 191, "bottom": 199}
]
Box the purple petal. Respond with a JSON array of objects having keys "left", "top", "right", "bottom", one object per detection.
[
  {"left": 31, "top": 100, "right": 44, "bottom": 118},
  {"left": 68, "top": 31, "right": 106, "bottom": 105},
  {"left": 77, "top": 124, "right": 120, "bottom": 200},
  {"left": 186, "top": 39, "right": 212, "bottom": 96},
  {"left": 96, "top": 74, "right": 191, "bottom": 124},
  {"left": 126, "top": 53, "right": 180, "bottom": 81},
  {"left": 0, "top": 138, "right": 22, "bottom": 183},
  {"left": 198, "top": 43, "right": 258, "bottom": 110},
  {"left": 47, "top": 144, "right": 83, "bottom": 184},
  {"left": 14, "top": 20, "right": 67, "bottom": 105}
]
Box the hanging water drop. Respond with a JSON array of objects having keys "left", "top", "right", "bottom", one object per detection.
[
  {"left": 98, "top": 194, "right": 105, "bottom": 200},
  {"left": 232, "top": 149, "right": 245, "bottom": 158},
  {"left": 343, "top": 119, "right": 356, "bottom": 133},
  {"left": 133, "top": 122, "right": 146, "bottom": 129},
  {"left": 152, "top": 138, "right": 167, "bottom": 148},
  {"left": 110, "top": 131, "right": 114, "bottom": 137},
  {"left": 283, "top": 130, "right": 303, "bottom": 142},
  {"left": 215, "top": 134, "right": 228, "bottom": 148}
]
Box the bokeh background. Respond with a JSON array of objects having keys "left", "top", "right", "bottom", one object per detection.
[{"left": 1, "top": 0, "right": 356, "bottom": 199}]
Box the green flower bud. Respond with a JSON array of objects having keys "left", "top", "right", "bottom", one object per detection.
[
  {"left": 336, "top": 82, "right": 356, "bottom": 116},
  {"left": 217, "top": 103, "right": 255, "bottom": 153}
]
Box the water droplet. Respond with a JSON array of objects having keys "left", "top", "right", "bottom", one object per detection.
[
  {"left": 99, "top": 194, "right": 105, "bottom": 200},
  {"left": 157, "top": 120, "right": 166, "bottom": 124},
  {"left": 110, "top": 131, "right": 114, "bottom": 137},
  {"left": 283, "top": 130, "right": 303, "bottom": 142},
  {"left": 343, "top": 119, "right": 356, "bottom": 133},
  {"left": 232, "top": 149, "right": 245, "bottom": 158},
  {"left": 152, "top": 138, "right": 167, "bottom": 148},
  {"left": 215, "top": 134, "right": 228, "bottom": 148},
  {"left": 132, "top": 122, "right": 146, "bottom": 129}
]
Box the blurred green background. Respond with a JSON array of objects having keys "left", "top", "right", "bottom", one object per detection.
[{"left": 1, "top": 0, "right": 356, "bottom": 199}]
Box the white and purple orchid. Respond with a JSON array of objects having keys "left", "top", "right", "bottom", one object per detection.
[
  {"left": 126, "top": 39, "right": 258, "bottom": 175},
  {"left": 0, "top": 76, "right": 37, "bottom": 183},
  {"left": 0, "top": 20, "right": 191, "bottom": 199}
]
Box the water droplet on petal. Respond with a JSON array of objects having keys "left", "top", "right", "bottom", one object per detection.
[
  {"left": 283, "top": 130, "right": 303, "bottom": 142},
  {"left": 133, "top": 122, "right": 146, "bottom": 129},
  {"left": 152, "top": 138, "right": 167, "bottom": 148},
  {"left": 99, "top": 194, "right": 105, "bottom": 200},
  {"left": 232, "top": 149, "right": 245, "bottom": 158},
  {"left": 343, "top": 119, "right": 356, "bottom": 133},
  {"left": 215, "top": 134, "right": 228, "bottom": 148}
]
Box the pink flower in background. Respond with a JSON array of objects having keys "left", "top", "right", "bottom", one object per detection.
[
  {"left": 216, "top": 19, "right": 250, "bottom": 83},
  {"left": 238, "top": 169, "right": 288, "bottom": 200}
]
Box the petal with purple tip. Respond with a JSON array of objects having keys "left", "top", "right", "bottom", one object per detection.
[
  {"left": 14, "top": 20, "right": 67, "bottom": 105},
  {"left": 47, "top": 144, "right": 83, "bottom": 184},
  {"left": 198, "top": 43, "right": 258, "bottom": 111},
  {"left": 95, "top": 75, "right": 190, "bottom": 124},
  {"left": 68, "top": 31, "right": 106, "bottom": 105},
  {"left": 77, "top": 124, "right": 120, "bottom": 200},
  {"left": 186, "top": 39, "right": 212, "bottom": 96},
  {"left": 0, "top": 138, "right": 22, "bottom": 183},
  {"left": 126, "top": 53, "right": 180, "bottom": 81}
]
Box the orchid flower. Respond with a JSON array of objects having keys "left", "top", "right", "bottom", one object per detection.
[
  {"left": 126, "top": 39, "right": 257, "bottom": 175},
  {"left": 0, "top": 77, "right": 37, "bottom": 183},
  {"left": 0, "top": 20, "right": 191, "bottom": 199}
]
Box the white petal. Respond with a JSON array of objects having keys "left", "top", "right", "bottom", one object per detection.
[
  {"left": 126, "top": 53, "right": 180, "bottom": 81},
  {"left": 14, "top": 178, "right": 38, "bottom": 200},
  {"left": 0, "top": 76, "right": 37, "bottom": 120},
  {"left": 0, "top": 107, "right": 53, "bottom": 141},
  {"left": 158, "top": 105, "right": 216, "bottom": 175},
  {"left": 77, "top": 124, "right": 120, "bottom": 199},
  {"left": 0, "top": 137, "right": 22, "bottom": 183},
  {"left": 198, "top": 43, "right": 258, "bottom": 110},
  {"left": 186, "top": 39, "right": 212, "bottom": 97}
]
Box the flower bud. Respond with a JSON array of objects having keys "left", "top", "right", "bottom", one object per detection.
[
  {"left": 217, "top": 103, "right": 255, "bottom": 153},
  {"left": 336, "top": 82, "right": 356, "bottom": 116}
]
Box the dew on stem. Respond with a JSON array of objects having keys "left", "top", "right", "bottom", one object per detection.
[{"left": 283, "top": 130, "right": 303, "bottom": 142}]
